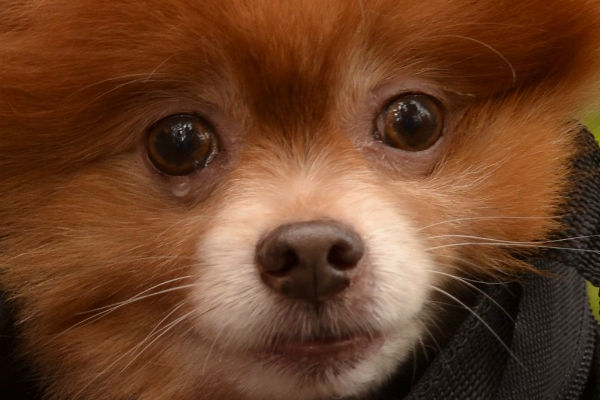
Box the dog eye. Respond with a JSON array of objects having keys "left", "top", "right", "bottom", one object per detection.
[
  {"left": 378, "top": 94, "right": 443, "bottom": 151},
  {"left": 147, "top": 114, "right": 217, "bottom": 176}
]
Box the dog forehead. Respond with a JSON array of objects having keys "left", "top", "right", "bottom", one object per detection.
[
  {"left": 119, "top": 0, "right": 599, "bottom": 109},
  {"left": 103, "top": 0, "right": 590, "bottom": 124},
  {"left": 4, "top": 0, "right": 597, "bottom": 88},
  {"left": 0, "top": 0, "right": 598, "bottom": 171},
  {"left": 5, "top": 0, "right": 595, "bottom": 103}
]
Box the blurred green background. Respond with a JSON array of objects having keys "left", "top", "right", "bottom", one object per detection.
[
  {"left": 585, "top": 112, "right": 599, "bottom": 318},
  {"left": 587, "top": 114, "right": 600, "bottom": 139}
]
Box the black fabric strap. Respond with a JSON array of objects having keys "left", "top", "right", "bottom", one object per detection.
[{"left": 552, "top": 129, "right": 600, "bottom": 286}]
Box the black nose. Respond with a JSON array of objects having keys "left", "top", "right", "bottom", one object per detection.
[{"left": 255, "top": 220, "right": 364, "bottom": 301}]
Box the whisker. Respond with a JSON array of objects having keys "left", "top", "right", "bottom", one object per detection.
[
  {"left": 436, "top": 34, "right": 517, "bottom": 84},
  {"left": 70, "top": 301, "right": 189, "bottom": 400},
  {"left": 66, "top": 72, "right": 169, "bottom": 100},
  {"left": 427, "top": 285, "right": 524, "bottom": 369},
  {"left": 419, "top": 320, "right": 443, "bottom": 357},
  {"left": 426, "top": 269, "right": 515, "bottom": 323},
  {"left": 142, "top": 54, "right": 176, "bottom": 83},
  {"left": 426, "top": 242, "right": 600, "bottom": 253},
  {"left": 79, "top": 275, "right": 195, "bottom": 315},
  {"left": 432, "top": 254, "right": 517, "bottom": 283},
  {"left": 417, "top": 216, "right": 557, "bottom": 232},
  {"left": 433, "top": 253, "right": 513, "bottom": 277},
  {"left": 82, "top": 78, "right": 180, "bottom": 106},
  {"left": 53, "top": 281, "right": 197, "bottom": 340},
  {"left": 118, "top": 306, "right": 195, "bottom": 377},
  {"left": 201, "top": 322, "right": 229, "bottom": 375},
  {"left": 427, "top": 233, "right": 600, "bottom": 245}
]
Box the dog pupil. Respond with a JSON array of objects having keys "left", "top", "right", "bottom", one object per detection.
[
  {"left": 392, "top": 98, "right": 434, "bottom": 147},
  {"left": 155, "top": 120, "right": 202, "bottom": 167}
]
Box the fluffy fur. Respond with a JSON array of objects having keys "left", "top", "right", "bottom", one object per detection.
[{"left": 1, "top": 1, "right": 600, "bottom": 399}]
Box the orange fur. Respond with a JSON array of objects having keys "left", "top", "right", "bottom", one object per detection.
[{"left": 1, "top": 1, "right": 600, "bottom": 399}]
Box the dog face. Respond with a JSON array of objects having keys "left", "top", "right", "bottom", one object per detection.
[{"left": 1, "top": 1, "right": 599, "bottom": 399}]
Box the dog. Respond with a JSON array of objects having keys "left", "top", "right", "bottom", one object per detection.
[{"left": 1, "top": 1, "right": 600, "bottom": 399}]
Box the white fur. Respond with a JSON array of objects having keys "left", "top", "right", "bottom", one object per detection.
[{"left": 190, "top": 165, "right": 434, "bottom": 399}]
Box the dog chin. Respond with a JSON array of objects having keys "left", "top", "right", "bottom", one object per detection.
[{"left": 215, "top": 328, "right": 419, "bottom": 400}]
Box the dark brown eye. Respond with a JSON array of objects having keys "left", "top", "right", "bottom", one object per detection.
[
  {"left": 378, "top": 94, "right": 443, "bottom": 151},
  {"left": 147, "top": 114, "right": 217, "bottom": 176}
]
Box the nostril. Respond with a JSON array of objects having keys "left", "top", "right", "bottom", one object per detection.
[
  {"left": 275, "top": 249, "right": 299, "bottom": 276},
  {"left": 256, "top": 241, "right": 300, "bottom": 276},
  {"left": 327, "top": 242, "right": 362, "bottom": 270}
]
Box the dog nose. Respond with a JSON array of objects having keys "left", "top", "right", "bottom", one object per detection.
[{"left": 255, "top": 220, "right": 364, "bottom": 301}]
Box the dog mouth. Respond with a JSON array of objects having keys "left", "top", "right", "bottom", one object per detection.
[{"left": 256, "top": 330, "right": 385, "bottom": 373}]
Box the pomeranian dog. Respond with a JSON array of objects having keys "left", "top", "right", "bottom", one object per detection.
[{"left": 1, "top": 0, "right": 600, "bottom": 399}]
